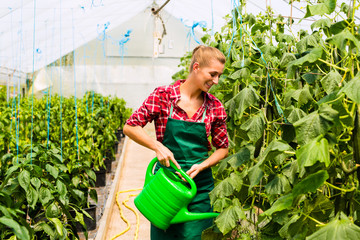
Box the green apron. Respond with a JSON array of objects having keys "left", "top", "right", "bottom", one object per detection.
[{"left": 151, "top": 104, "right": 214, "bottom": 240}]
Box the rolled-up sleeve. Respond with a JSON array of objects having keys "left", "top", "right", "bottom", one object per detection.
[
  {"left": 126, "top": 88, "right": 161, "bottom": 127},
  {"left": 211, "top": 106, "right": 229, "bottom": 149}
]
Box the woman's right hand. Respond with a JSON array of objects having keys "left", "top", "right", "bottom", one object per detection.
[{"left": 154, "top": 141, "right": 181, "bottom": 169}]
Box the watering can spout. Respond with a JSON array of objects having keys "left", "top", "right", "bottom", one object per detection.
[{"left": 170, "top": 208, "right": 219, "bottom": 224}]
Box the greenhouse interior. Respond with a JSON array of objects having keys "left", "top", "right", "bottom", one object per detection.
[{"left": 0, "top": 0, "right": 359, "bottom": 239}]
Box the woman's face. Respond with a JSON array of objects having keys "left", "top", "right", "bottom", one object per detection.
[{"left": 193, "top": 59, "right": 224, "bottom": 92}]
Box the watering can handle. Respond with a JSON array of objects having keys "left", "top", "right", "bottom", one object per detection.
[
  {"left": 144, "top": 157, "right": 159, "bottom": 186},
  {"left": 168, "top": 161, "right": 197, "bottom": 197},
  {"left": 145, "top": 157, "right": 197, "bottom": 196}
]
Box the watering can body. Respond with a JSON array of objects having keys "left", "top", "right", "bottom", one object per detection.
[{"left": 134, "top": 157, "right": 219, "bottom": 230}]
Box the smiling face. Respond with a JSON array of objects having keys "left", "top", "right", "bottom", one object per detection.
[{"left": 192, "top": 59, "right": 224, "bottom": 92}]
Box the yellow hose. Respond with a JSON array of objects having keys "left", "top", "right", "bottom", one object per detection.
[{"left": 110, "top": 188, "right": 143, "bottom": 240}]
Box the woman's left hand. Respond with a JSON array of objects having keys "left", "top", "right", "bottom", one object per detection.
[{"left": 186, "top": 164, "right": 203, "bottom": 179}]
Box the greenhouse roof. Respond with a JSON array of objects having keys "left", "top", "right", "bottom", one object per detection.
[{"left": 0, "top": 0, "right": 343, "bottom": 74}]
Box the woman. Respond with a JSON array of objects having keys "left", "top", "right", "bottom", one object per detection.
[{"left": 123, "top": 45, "right": 229, "bottom": 239}]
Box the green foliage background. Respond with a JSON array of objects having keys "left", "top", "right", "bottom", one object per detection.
[
  {"left": 0, "top": 88, "right": 131, "bottom": 239},
  {"left": 174, "top": 0, "right": 360, "bottom": 239}
]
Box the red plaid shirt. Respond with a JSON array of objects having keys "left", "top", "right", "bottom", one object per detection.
[{"left": 126, "top": 80, "right": 229, "bottom": 150}]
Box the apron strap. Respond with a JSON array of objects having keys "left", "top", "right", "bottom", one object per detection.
[
  {"left": 201, "top": 107, "right": 207, "bottom": 122},
  {"left": 169, "top": 104, "right": 207, "bottom": 122},
  {"left": 169, "top": 104, "right": 174, "bottom": 118}
]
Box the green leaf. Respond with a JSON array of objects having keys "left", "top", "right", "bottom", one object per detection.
[
  {"left": 327, "top": 29, "right": 360, "bottom": 52},
  {"left": 263, "top": 170, "right": 329, "bottom": 216},
  {"left": 72, "top": 175, "right": 80, "bottom": 187},
  {"left": 296, "top": 137, "right": 330, "bottom": 173},
  {"left": 53, "top": 154, "right": 63, "bottom": 162},
  {"left": 210, "top": 178, "right": 234, "bottom": 198},
  {"left": 291, "top": 47, "right": 323, "bottom": 67},
  {"left": 0, "top": 206, "right": 12, "bottom": 218},
  {"left": 26, "top": 186, "right": 39, "bottom": 209},
  {"left": 341, "top": 75, "right": 360, "bottom": 104},
  {"left": 258, "top": 140, "right": 293, "bottom": 166},
  {"left": 215, "top": 205, "right": 246, "bottom": 235},
  {"left": 86, "top": 169, "right": 96, "bottom": 182},
  {"left": 304, "top": 0, "right": 336, "bottom": 18},
  {"left": 278, "top": 214, "right": 303, "bottom": 239},
  {"left": 302, "top": 70, "right": 319, "bottom": 85},
  {"left": 19, "top": 170, "right": 30, "bottom": 192},
  {"left": 0, "top": 216, "right": 30, "bottom": 240},
  {"left": 311, "top": 19, "right": 331, "bottom": 31},
  {"left": 265, "top": 174, "right": 291, "bottom": 195},
  {"left": 228, "top": 172, "right": 243, "bottom": 192},
  {"left": 46, "top": 164, "right": 59, "bottom": 179},
  {"left": 248, "top": 164, "right": 264, "bottom": 192},
  {"left": 34, "top": 222, "right": 55, "bottom": 238},
  {"left": 213, "top": 198, "right": 232, "bottom": 212},
  {"left": 228, "top": 147, "right": 251, "bottom": 169},
  {"left": 280, "top": 53, "right": 296, "bottom": 68},
  {"left": 244, "top": 13, "right": 256, "bottom": 27},
  {"left": 39, "top": 187, "right": 53, "bottom": 205},
  {"left": 282, "top": 161, "right": 299, "bottom": 185},
  {"left": 224, "top": 86, "right": 259, "bottom": 121},
  {"left": 239, "top": 68, "right": 250, "bottom": 80},
  {"left": 340, "top": 3, "right": 350, "bottom": 15},
  {"left": 228, "top": 68, "right": 250, "bottom": 80},
  {"left": 284, "top": 106, "right": 307, "bottom": 123},
  {"left": 291, "top": 85, "right": 314, "bottom": 107},
  {"left": 317, "top": 90, "right": 340, "bottom": 106},
  {"left": 46, "top": 202, "right": 61, "bottom": 218},
  {"left": 329, "top": 20, "right": 350, "bottom": 35},
  {"left": 292, "top": 170, "right": 329, "bottom": 197},
  {"left": 251, "top": 23, "right": 270, "bottom": 35},
  {"left": 90, "top": 188, "right": 98, "bottom": 203},
  {"left": 4, "top": 165, "right": 19, "bottom": 181},
  {"left": 293, "top": 104, "right": 338, "bottom": 145},
  {"left": 228, "top": 69, "right": 242, "bottom": 80},
  {"left": 72, "top": 209, "right": 85, "bottom": 226},
  {"left": 239, "top": 111, "right": 265, "bottom": 142},
  {"left": 72, "top": 189, "right": 85, "bottom": 202},
  {"left": 31, "top": 178, "right": 41, "bottom": 190},
  {"left": 48, "top": 218, "right": 64, "bottom": 237},
  {"left": 276, "top": 33, "right": 294, "bottom": 44},
  {"left": 56, "top": 180, "right": 67, "bottom": 197},
  {"left": 321, "top": 70, "right": 341, "bottom": 94},
  {"left": 307, "top": 212, "right": 360, "bottom": 240},
  {"left": 231, "top": 58, "right": 251, "bottom": 68},
  {"left": 305, "top": 194, "right": 333, "bottom": 222},
  {"left": 262, "top": 193, "right": 293, "bottom": 216},
  {"left": 296, "top": 35, "right": 319, "bottom": 53}
]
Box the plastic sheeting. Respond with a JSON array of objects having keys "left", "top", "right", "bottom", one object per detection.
[{"left": 0, "top": 0, "right": 232, "bottom": 73}]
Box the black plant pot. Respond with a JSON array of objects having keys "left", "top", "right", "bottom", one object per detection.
[
  {"left": 104, "top": 158, "right": 112, "bottom": 173},
  {"left": 115, "top": 129, "right": 125, "bottom": 141},
  {"left": 70, "top": 204, "right": 97, "bottom": 232},
  {"left": 106, "top": 150, "right": 115, "bottom": 162},
  {"left": 114, "top": 140, "right": 119, "bottom": 154},
  {"left": 95, "top": 169, "right": 106, "bottom": 187}
]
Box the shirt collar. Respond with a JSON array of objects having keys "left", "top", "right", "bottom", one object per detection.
[
  {"left": 171, "top": 79, "right": 212, "bottom": 109},
  {"left": 170, "top": 79, "right": 183, "bottom": 101}
]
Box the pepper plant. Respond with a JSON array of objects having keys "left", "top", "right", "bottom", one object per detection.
[{"left": 0, "top": 89, "right": 131, "bottom": 239}]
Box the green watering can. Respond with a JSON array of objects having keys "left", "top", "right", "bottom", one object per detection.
[{"left": 134, "top": 157, "right": 219, "bottom": 230}]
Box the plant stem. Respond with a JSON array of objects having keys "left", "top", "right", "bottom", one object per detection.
[
  {"left": 324, "top": 182, "right": 357, "bottom": 193},
  {"left": 301, "top": 212, "right": 325, "bottom": 226},
  {"left": 284, "top": 151, "right": 295, "bottom": 155},
  {"left": 318, "top": 59, "right": 348, "bottom": 72}
]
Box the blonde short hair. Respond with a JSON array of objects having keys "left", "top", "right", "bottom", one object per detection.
[{"left": 189, "top": 45, "right": 226, "bottom": 73}]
